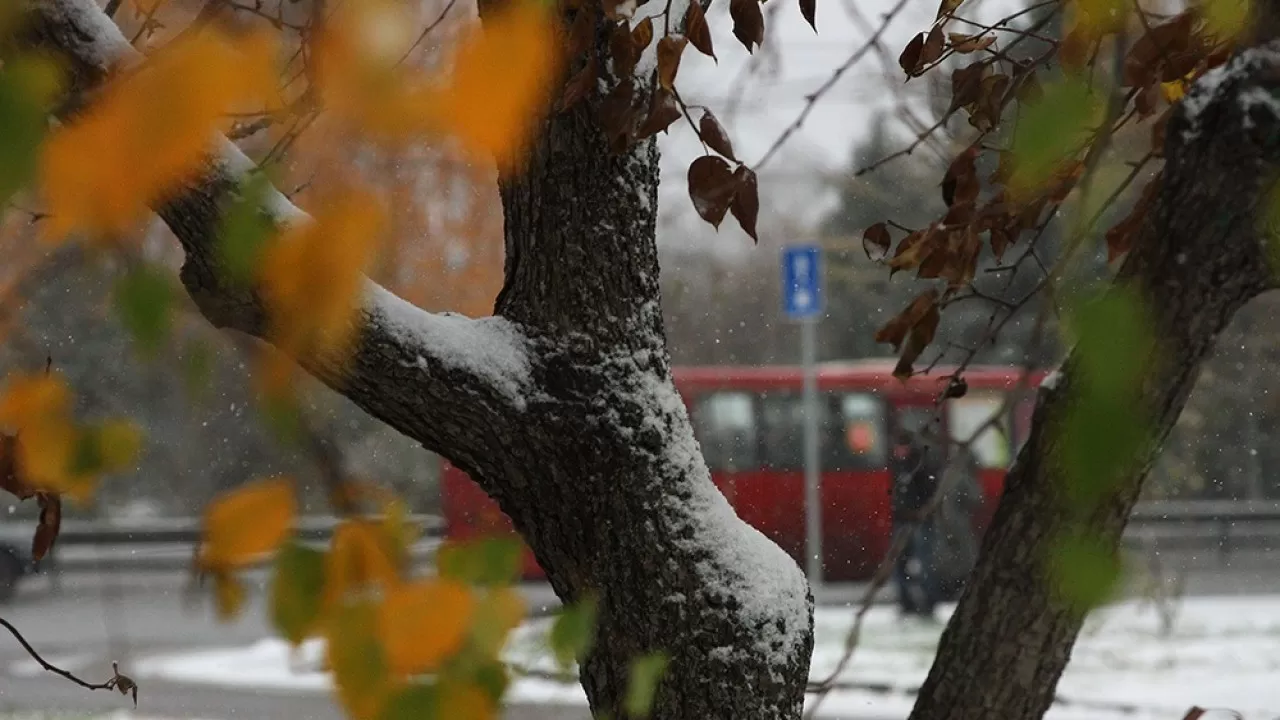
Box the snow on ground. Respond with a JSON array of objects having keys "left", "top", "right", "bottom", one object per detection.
[{"left": 125, "top": 595, "right": 1280, "bottom": 719}]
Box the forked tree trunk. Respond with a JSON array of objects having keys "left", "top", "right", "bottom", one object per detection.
[
  {"left": 910, "top": 42, "right": 1280, "bottom": 720},
  {"left": 23, "top": 1, "right": 814, "bottom": 717}
]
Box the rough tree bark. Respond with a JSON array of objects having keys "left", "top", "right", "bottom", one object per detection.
[
  {"left": 909, "top": 40, "right": 1280, "bottom": 720},
  {"left": 22, "top": 0, "right": 814, "bottom": 717}
]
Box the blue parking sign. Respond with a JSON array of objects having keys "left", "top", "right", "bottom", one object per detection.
[{"left": 782, "top": 245, "right": 822, "bottom": 319}]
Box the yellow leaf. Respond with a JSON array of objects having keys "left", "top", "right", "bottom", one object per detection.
[
  {"left": 430, "top": 2, "right": 562, "bottom": 173},
  {"left": 378, "top": 578, "right": 475, "bottom": 675},
  {"left": 259, "top": 186, "right": 384, "bottom": 362},
  {"left": 200, "top": 475, "right": 296, "bottom": 569},
  {"left": 1162, "top": 77, "right": 1187, "bottom": 103},
  {"left": 324, "top": 520, "right": 401, "bottom": 608},
  {"left": 98, "top": 419, "right": 143, "bottom": 473},
  {"left": 0, "top": 372, "right": 71, "bottom": 428},
  {"left": 472, "top": 587, "right": 526, "bottom": 656},
  {"left": 213, "top": 570, "right": 247, "bottom": 620},
  {"left": 0, "top": 373, "right": 78, "bottom": 493},
  {"left": 439, "top": 681, "right": 495, "bottom": 720},
  {"left": 313, "top": 0, "right": 424, "bottom": 140},
  {"left": 40, "top": 29, "right": 278, "bottom": 242},
  {"left": 328, "top": 599, "right": 392, "bottom": 720}
]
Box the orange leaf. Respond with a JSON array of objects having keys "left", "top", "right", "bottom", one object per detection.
[
  {"left": 259, "top": 186, "right": 385, "bottom": 361},
  {"left": 379, "top": 578, "right": 475, "bottom": 675},
  {"left": 199, "top": 476, "right": 296, "bottom": 569},
  {"left": 324, "top": 520, "right": 401, "bottom": 608},
  {"left": 40, "top": 29, "right": 277, "bottom": 241},
  {"left": 430, "top": 3, "right": 562, "bottom": 174},
  {"left": 439, "top": 681, "right": 495, "bottom": 720}
]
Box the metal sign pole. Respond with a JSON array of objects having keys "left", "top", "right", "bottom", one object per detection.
[
  {"left": 801, "top": 316, "right": 822, "bottom": 590},
  {"left": 781, "top": 245, "right": 823, "bottom": 590}
]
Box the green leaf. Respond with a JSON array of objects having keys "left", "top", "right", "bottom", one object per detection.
[
  {"left": 1049, "top": 532, "right": 1123, "bottom": 613},
  {"left": 217, "top": 172, "right": 275, "bottom": 286},
  {"left": 472, "top": 658, "right": 510, "bottom": 703},
  {"left": 436, "top": 536, "right": 523, "bottom": 587},
  {"left": 1008, "top": 75, "right": 1102, "bottom": 197},
  {"left": 114, "top": 265, "right": 174, "bottom": 354},
  {"left": 549, "top": 594, "right": 598, "bottom": 670},
  {"left": 0, "top": 57, "right": 57, "bottom": 206},
  {"left": 329, "top": 599, "right": 390, "bottom": 720},
  {"left": 623, "top": 652, "right": 669, "bottom": 719},
  {"left": 378, "top": 683, "right": 440, "bottom": 720},
  {"left": 270, "top": 540, "right": 326, "bottom": 645},
  {"left": 1058, "top": 289, "right": 1152, "bottom": 506}
]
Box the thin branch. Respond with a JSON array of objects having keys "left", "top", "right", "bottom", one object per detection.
[
  {"left": 396, "top": 0, "right": 460, "bottom": 67},
  {"left": 754, "top": 0, "right": 910, "bottom": 169},
  {"left": 0, "top": 618, "right": 138, "bottom": 704}
]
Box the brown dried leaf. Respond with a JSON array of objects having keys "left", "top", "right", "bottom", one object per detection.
[
  {"left": 990, "top": 224, "right": 1015, "bottom": 261},
  {"left": 949, "top": 61, "right": 989, "bottom": 111},
  {"left": 894, "top": 301, "right": 940, "bottom": 381},
  {"left": 942, "top": 146, "right": 980, "bottom": 207},
  {"left": 1123, "top": 12, "right": 1194, "bottom": 87},
  {"left": 1181, "top": 708, "right": 1206, "bottom": 720},
  {"left": 600, "top": 79, "right": 638, "bottom": 147},
  {"left": 948, "top": 32, "right": 995, "bottom": 53},
  {"left": 968, "top": 73, "right": 1010, "bottom": 131},
  {"left": 730, "top": 0, "right": 765, "bottom": 53},
  {"left": 800, "top": 0, "right": 816, "bottom": 32},
  {"left": 559, "top": 56, "right": 598, "bottom": 112},
  {"left": 1059, "top": 29, "right": 1091, "bottom": 71},
  {"left": 936, "top": 0, "right": 964, "bottom": 20},
  {"left": 33, "top": 492, "right": 61, "bottom": 562},
  {"left": 943, "top": 200, "right": 975, "bottom": 226},
  {"left": 636, "top": 87, "right": 682, "bottom": 139},
  {"left": 1134, "top": 81, "right": 1159, "bottom": 118},
  {"left": 921, "top": 26, "right": 946, "bottom": 67},
  {"left": 943, "top": 226, "right": 982, "bottom": 287},
  {"left": 603, "top": 0, "right": 638, "bottom": 21},
  {"left": 699, "top": 110, "right": 736, "bottom": 161},
  {"left": 875, "top": 289, "right": 939, "bottom": 350},
  {"left": 688, "top": 155, "right": 739, "bottom": 228},
  {"left": 657, "top": 35, "right": 688, "bottom": 90},
  {"left": 685, "top": 2, "right": 716, "bottom": 60},
  {"left": 730, "top": 165, "right": 759, "bottom": 242},
  {"left": 899, "top": 33, "right": 926, "bottom": 76},
  {"left": 1105, "top": 174, "right": 1160, "bottom": 262},
  {"left": 915, "top": 239, "right": 950, "bottom": 279},
  {"left": 567, "top": 6, "right": 596, "bottom": 58},
  {"left": 887, "top": 225, "right": 942, "bottom": 275},
  {"left": 632, "top": 16, "right": 655, "bottom": 52},
  {"left": 611, "top": 22, "right": 640, "bottom": 79},
  {"left": 863, "top": 223, "right": 891, "bottom": 261}
]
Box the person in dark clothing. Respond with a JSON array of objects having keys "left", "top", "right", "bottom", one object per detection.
[
  {"left": 889, "top": 426, "right": 943, "bottom": 618},
  {"left": 934, "top": 443, "right": 984, "bottom": 602}
]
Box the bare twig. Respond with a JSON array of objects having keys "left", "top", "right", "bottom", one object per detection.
[
  {"left": 0, "top": 618, "right": 138, "bottom": 705},
  {"left": 397, "top": 0, "right": 460, "bottom": 67},
  {"left": 754, "top": 0, "right": 911, "bottom": 169}
]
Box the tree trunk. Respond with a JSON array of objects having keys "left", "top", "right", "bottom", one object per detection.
[
  {"left": 23, "top": 1, "right": 814, "bottom": 718},
  {"left": 910, "top": 43, "right": 1280, "bottom": 720}
]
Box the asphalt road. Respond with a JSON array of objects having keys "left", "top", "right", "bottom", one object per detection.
[{"left": 1, "top": 546, "right": 1279, "bottom": 720}]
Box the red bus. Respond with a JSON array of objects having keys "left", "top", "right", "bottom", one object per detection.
[{"left": 441, "top": 360, "right": 1044, "bottom": 582}]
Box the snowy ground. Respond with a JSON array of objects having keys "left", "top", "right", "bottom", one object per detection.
[{"left": 118, "top": 595, "right": 1280, "bottom": 720}]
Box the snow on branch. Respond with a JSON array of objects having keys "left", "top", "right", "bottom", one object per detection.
[{"left": 25, "top": 0, "right": 534, "bottom": 420}]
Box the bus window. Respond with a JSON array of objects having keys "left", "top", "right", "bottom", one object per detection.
[
  {"left": 827, "top": 392, "right": 888, "bottom": 470},
  {"left": 692, "top": 392, "right": 758, "bottom": 472},
  {"left": 948, "top": 393, "right": 1012, "bottom": 469},
  {"left": 759, "top": 392, "right": 808, "bottom": 470}
]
